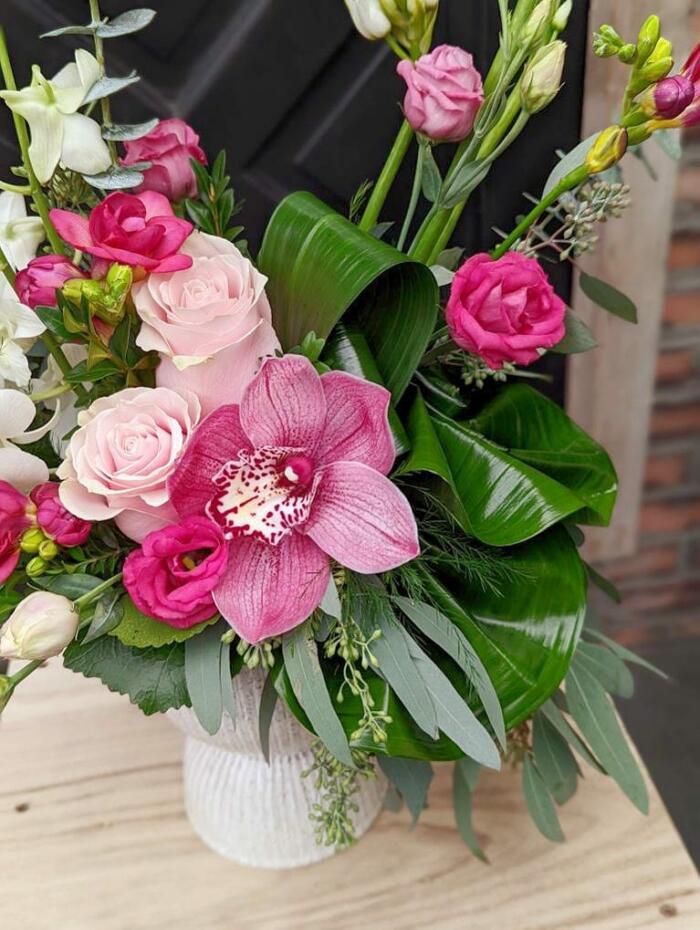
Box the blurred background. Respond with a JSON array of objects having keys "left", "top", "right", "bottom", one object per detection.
[{"left": 1, "top": 0, "right": 698, "bottom": 861}]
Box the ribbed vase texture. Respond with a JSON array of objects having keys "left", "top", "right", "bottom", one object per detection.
[{"left": 168, "top": 667, "right": 387, "bottom": 868}]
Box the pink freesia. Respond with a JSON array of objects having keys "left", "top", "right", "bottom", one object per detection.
[
  {"left": 397, "top": 45, "right": 484, "bottom": 143},
  {"left": 0, "top": 480, "right": 32, "bottom": 583},
  {"left": 445, "top": 252, "right": 566, "bottom": 370},
  {"left": 123, "top": 517, "right": 227, "bottom": 627},
  {"left": 168, "top": 356, "right": 418, "bottom": 643},
  {"left": 50, "top": 192, "right": 193, "bottom": 274},
  {"left": 121, "top": 119, "right": 207, "bottom": 202},
  {"left": 31, "top": 482, "right": 91, "bottom": 547},
  {"left": 15, "top": 255, "right": 86, "bottom": 310}
]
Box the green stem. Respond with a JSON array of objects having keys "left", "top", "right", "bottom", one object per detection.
[
  {"left": 358, "top": 120, "right": 414, "bottom": 233},
  {"left": 41, "top": 331, "right": 89, "bottom": 403},
  {"left": 0, "top": 242, "right": 16, "bottom": 287},
  {"left": 0, "top": 179, "right": 32, "bottom": 194},
  {"left": 0, "top": 27, "right": 65, "bottom": 255},
  {"left": 397, "top": 141, "right": 425, "bottom": 251},
  {"left": 9, "top": 659, "right": 43, "bottom": 688},
  {"left": 386, "top": 34, "right": 411, "bottom": 61},
  {"left": 75, "top": 573, "right": 123, "bottom": 613},
  {"left": 88, "top": 0, "right": 117, "bottom": 163},
  {"left": 491, "top": 165, "right": 589, "bottom": 259}
]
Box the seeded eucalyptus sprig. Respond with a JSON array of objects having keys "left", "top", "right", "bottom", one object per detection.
[{"left": 184, "top": 151, "right": 246, "bottom": 250}]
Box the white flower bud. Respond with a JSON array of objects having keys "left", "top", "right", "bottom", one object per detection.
[
  {"left": 520, "top": 40, "right": 567, "bottom": 113},
  {"left": 553, "top": 0, "right": 573, "bottom": 33},
  {"left": 344, "top": 0, "right": 392, "bottom": 40},
  {"left": 521, "top": 0, "right": 558, "bottom": 48},
  {"left": 0, "top": 592, "right": 79, "bottom": 661}
]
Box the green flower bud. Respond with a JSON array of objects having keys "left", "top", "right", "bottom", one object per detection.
[
  {"left": 521, "top": 0, "right": 558, "bottom": 48},
  {"left": 25, "top": 556, "right": 47, "bottom": 578},
  {"left": 20, "top": 527, "right": 46, "bottom": 554},
  {"left": 618, "top": 44, "right": 638, "bottom": 64},
  {"left": 640, "top": 38, "right": 674, "bottom": 83},
  {"left": 38, "top": 539, "right": 60, "bottom": 561},
  {"left": 553, "top": 0, "right": 573, "bottom": 34},
  {"left": 593, "top": 24, "right": 623, "bottom": 58},
  {"left": 636, "top": 15, "right": 661, "bottom": 64},
  {"left": 520, "top": 41, "right": 567, "bottom": 113},
  {"left": 382, "top": 0, "right": 440, "bottom": 55},
  {"left": 62, "top": 262, "right": 132, "bottom": 329},
  {"left": 585, "top": 125, "right": 629, "bottom": 174}
]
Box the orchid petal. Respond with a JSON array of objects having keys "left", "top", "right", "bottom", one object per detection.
[
  {"left": 0, "top": 216, "right": 45, "bottom": 271},
  {"left": 13, "top": 402, "right": 61, "bottom": 445},
  {"left": 0, "top": 389, "right": 36, "bottom": 438},
  {"left": 60, "top": 112, "right": 111, "bottom": 177},
  {"left": 0, "top": 191, "right": 25, "bottom": 224},
  {"left": 0, "top": 445, "right": 49, "bottom": 492},
  {"left": 214, "top": 533, "right": 330, "bottom": 644},
  {"left": 240, "top": 355, "right": 326, "bottom": 452},
  {"left": 304, "top": 461, "right": 419, "bottom": 573},
  {"left": 0, "top": 342, "right": 32, "bottom": 388},
  {"left": 8, "top": 95, "right": 64, "bottom": 184},
  {"left": 318, "top": 371, "right": 396, "bottom": 474}
]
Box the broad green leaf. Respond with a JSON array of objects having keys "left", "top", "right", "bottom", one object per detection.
[
  {"left": 566, "top": 664, "right": 649, "bottom": 813},
  {"left": 377, "top": 757, "right": 433, "bottom": 824},
  {"left": 472, "top": 383, "right": 618, "bottom": 526},
  {"left": 541, "top": 700, "right": 604, "bottom": 772},
  {"left": 111, "top": 597, "right": 217, "bottom": 648},
  {"left": 573, "top": 642, "right": 635, "bottom": 699},
  {"left": 185, "top": 624, "right": 225, "bottom": 736},
  {"left": 551, "top": 309, "right": 598, "bottom": 355},
  {"left": 580, "top": 272, "right": 638, "bottom": 323},
  {"left": 102, "top": 119, "right": 159, "bottom": 141},
  {"left": 532, "top": 713, "right": 579, "bottom": 805},
  {"left": 220, "top": 641, "right": 236, "bottom": 722},
  {"left": 393, "top": 596, "right": 506, "bottom": 748},
  {"left": 34, "top": 573, "right": 102, "bottom": 599},
  {"left": 82, "top": 591, "right": 124, "bottom": 644},
  {"left": 522, "top": 756, "right": 565, "bottom": 842},
  {"left": 584, "top": 629, "right": 668, "bottom": 680},
  {"left": 282, "top": 623, "right": 354, "bottom": 768},
  {"left": 453, "top": 757, "right": 487, "bottom": 861},
  {"left": 64, "top": 636, "right": 189, "bottom": 715},
  {"left": 258, "top": 672, "right": 279, "bottom": 764},
  {"left": 258, "top": 191, "right": 438, "bottom": 399}
]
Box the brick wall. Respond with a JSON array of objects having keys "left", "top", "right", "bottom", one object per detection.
[{"left": 597, "top": 3, "right": 700, "bottom": 646}]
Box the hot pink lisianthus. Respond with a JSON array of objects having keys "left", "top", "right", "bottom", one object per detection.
[
  {"left": 31, "top": 482, "right": 91, "bottom": 547},
  {"left": 133, "top": 231, "right": 280, "bottom": 415},
  {"left": 49, "top": 192, "right": 193, "bottom": 274},
  {"left": 397, "top": 45, "right": 484, "bottom": 142},
  {"left": 123, "top": 517, "right": 227, "bottom": 627},
  {"left": 15, "top": 255, "right": 86, "bottom": 309},
  {"left": 57, "top": 387, "right": 201, "bottom": 543},
  {"left": 121, "top": 119, "right": 207, "bottom": 202},
  {"left": 445, "top": 252, "right": 566, "bottom": 370},
  {"left": 168, "top": 356, "right": 419, "bottom": 643},
  {"left": 0, "top": 481, "right": 32, "bottom": 583}
]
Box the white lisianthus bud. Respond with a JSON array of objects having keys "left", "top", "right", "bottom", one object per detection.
[
  {"left": 0, "top": 592, "right": 79, "bottom": 661},
  {"left": 344, "top": 0, "right": 392, "bottom": 40},
  {"left": 521, "top": 0, "right": 558, "bottom": 48},
  {"left": 553, "top": 0, "right": 573, "bottom": 34},
  {"left": 520, "top": 41, "right": 567, "bottom": 113}
]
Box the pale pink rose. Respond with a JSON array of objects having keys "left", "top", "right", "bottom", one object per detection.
[
  {"left": 397, "top": 45, "right": 484, "bottom": 142},
  {"left": 133, "top": 231, "right": 280, "bottom": 415},
  {"left": 56, "top": 387, "right": 201, "bottom": 542},
  {"left": 121, "top": 119, "right": 207, "bottom": 202},
  {"left": 445, "top": 252, "right": 566, "bottom": 370}
]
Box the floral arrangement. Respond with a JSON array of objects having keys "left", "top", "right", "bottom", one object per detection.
[{"left": 0, "top": 0, "right": 688, "bottom": 855}]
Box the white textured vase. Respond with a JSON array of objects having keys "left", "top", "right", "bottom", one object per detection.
[{"left": 167, "top": 668, "right": 387, "bottom": 869}]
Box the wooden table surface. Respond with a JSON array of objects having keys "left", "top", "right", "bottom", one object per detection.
[{"left": 1, "top": 660, "right": 699, "bottom": 930}]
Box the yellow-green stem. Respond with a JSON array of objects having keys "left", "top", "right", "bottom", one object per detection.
[
  {"left": 359, "top": 120, "right": 414, "bottom": 232},
  {"left": 41, "top": 331, "right": 89, "bottom": 402},
  {"left": 88, "top": 0, "right": 117, "bottom": 162},
  {"left": 0, "top": 242, "right": 16, "bottom": 287}
]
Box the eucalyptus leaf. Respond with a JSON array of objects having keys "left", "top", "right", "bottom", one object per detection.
[
  {"left": 654, "top": 129, "right": 682, "bottom": 161},
  {"left": 430, "top": 265, "right": 454, "bottom": 287},
  {"left": 579, "top": 272, "right": 638, "bottom": 323},
  {"left": 585, "top": 562, "right": 621, "bottom": 603},
  {"left": 96, "top": 9, "right": 156, "bottom": 37},
  {"left": 583, "top": 630, "right": 668, "bottom": 680},
  {"left": 550, "top": 309, "right": 598, "bottom": 354},
  {"left": 82, "top": 591, "right": 124, "bottom": 644},
  {"left": 83, "top": 165, "right": 146, "bottom": 190},
  {"left": 435, "top": 247, "right": 464, "bottom": 271},
  {"left": 540, "top": 700, "right": 605, "bottom": 772},
  {"left": 282, "top": 623, "right": 354, "bottom": 768},
  {"left": 83, "top": 73, "right": 140, "bottom": 104},
  {"left": 34, "top": 573, "right": 102, "bottom": 599},
  {"left": 573, "top": 642, "right": 635, "bottom": 699},
  {"left": 532, "top": 713, "right": 579, "bottom": 805},
  {"left": 522, "top": 756, "right": 565, "bottom": 842},
  {"left": 566, "top": 664, "right": 649, "bottom": 813},
  {"left": 258, "top": 672, "right": 279, "bottom": 764},
  {"left": 102, "top": 119, "right": 159, "bottom": 141},
  {"left": 453, "top": 757, "right": 487, "bottom": 861},
  {"left": 378, "top": 757, "right": 433, "bottom": 824},
  {"left": 185, "top": 625, "right": 225, "bottom": 736},
  {"left": 41, "top": 23, "right": 100, "bottom": 38},
  {"left": 543, "top": 134, "right": 598, "bottom": 197},
  {"left": 420, "top": 143, "right": 442, "bottom": 203},
  {"left": 220, "top": 641, "right": 236, "bottom": 722},
  {"left": 320, "top": 577, "right": 342, "bottom": 620}
]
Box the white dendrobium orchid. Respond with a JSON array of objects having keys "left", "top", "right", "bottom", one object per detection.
[
  {"left": 344, "top": 0, "right": 392, "bottom": 39},
  {"left": 0, "top": 388, "right": 58, "bottom": 491},
  {"left": 0, "top": 297, "right": 45, "bottom": 388},
  {"left": 0, "top": 49, "right": 111, "bottom": 185},
  {"left": 0, "top": 192, "right": 45, "bottom": 271},
  {"left": 30, "top": 344, "right": 86, "bottom": 455}
]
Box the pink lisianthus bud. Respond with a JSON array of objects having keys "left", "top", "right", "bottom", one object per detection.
[
  {"left": 31, "top": 482, "right": 92, "bottom": 547},
  {"left": 15, "top": 254, "right": 86, "bottom": 310},
  {"left": 640, "top": 74, "right": 696, "bottom": 120},
  {"left": 121, "top": 119, "right": 207, "bottom": 203},
  {"left": 0, "top": 592, "right": 79, "bottom": 661},
  {"left": 0, "top": 480, "right": 33, "bottom": 583},
  {"left": 397, "top": 45, "right": 484, "bottom": 143},
  {"left": 123, "top": 517, "right": 228, "bottom": 628},
  {"left": 445, "top": 252, "right": 566, "bottom": 370}
]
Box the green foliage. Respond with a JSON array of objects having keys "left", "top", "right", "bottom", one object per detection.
[
  {"left": 184, "top": 151, "right": 245, "bottom": 246},
  {"left": 522, "top": 755, "right": 565, "bottom": 842},
  {"left": 579, "top": 272, "right": 638, "bottom": 323},
  {"left": 532, "top": 713, "right": 579, "bottom": 805},
  {"left": 378, "top": 756, "right": 433, "bottom": 824},
  {"left": 111, "top": 596, "right": 218, "bottom": 648},
  {"left": 303, "top": 742, "right": 376, "bottom": 849},
  {"left": 258, "top": 672, "right": 279, "bottom": 764},
  {"left": 551, "top": 309, "right": 598, "bottom": 355},
  {"left": 453, "top": 757, "right": 487, "bottom": 862},
  {"left": 185, "top": 623, "right": 227, "bottom": 735}
]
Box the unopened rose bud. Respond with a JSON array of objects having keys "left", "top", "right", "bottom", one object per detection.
[
  {"left": 553, "top": 0, "right": 572, "bottom": 34},
  {"left": 25, "top": 556, "right": 47, "bottom": 578},
  {"left": 640, "top": 74, "right": 695, "bottom": 120},
  {"left": 585, "top": 125, "right": 629, "bottom": 174},
  {"left": 521, "top": 0, "right": 557, "bottom": 48},
  {"left": 520, "top": 41, "right": 567, "bottom": 113},
  {"left": 343, "top": 0, "right": 392, "bottom": 39},
  {"left": 20, "top": 527, "right": 46, "bottom": 554},
  {"left": 0, "top": 592, "right": 79, "bottom": 661},
  {"left": 636, "top": 15, "right": 661, "bottom": 64}
]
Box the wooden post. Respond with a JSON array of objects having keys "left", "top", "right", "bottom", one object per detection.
[{"left": 567, "top": 0, "right": 692, "bottom": 561}]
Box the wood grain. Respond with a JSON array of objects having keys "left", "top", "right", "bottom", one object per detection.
[
  {"left": 567, "top": 0, "right": 692, "bottom": 561},
  {"left": 0, "top": 660, "right": 698, "bottom": 930}
]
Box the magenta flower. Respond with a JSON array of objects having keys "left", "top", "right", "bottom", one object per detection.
[
  {"left": 168, "top": 355, "right": 419, "bottom": 643},
  {"left": 31, "top": 482, "right": 92, "bottom": 547},
  {"left": 123, "top": 517, "right": 227, "bottom": 627},
  {"left": 0, "top": 480, "right": 32, "bottom": 583},
  {"left": 50, "top": 191, "right": 193, "bottom": 274},
  {"left": 15, "top": 255, "right": 86, "bottom": 310},
  {"left": 121, "top": 118, "right": 207, "bottom": 202}
]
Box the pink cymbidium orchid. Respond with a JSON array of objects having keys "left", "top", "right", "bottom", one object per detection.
[{"left": 168, "top": 355, "right": 419, "bottom": 643}]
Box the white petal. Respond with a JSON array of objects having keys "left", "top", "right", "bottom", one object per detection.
[
  {"left": 0, "top": 388, "right": 36, "bottom": 438},
  {"left": 0, "top": 299, "right": 45, "bottom": 339},
  {"left": 0, "top": 216, "right": 45, "bottom": 271},
  {"left": 18, "top": 100, "right": 64, "bottom": 185},
  {"left": 50, "top": 62, "right": 86, "bottom": 114},
  {"left": 60, "top": 113, "right": 111, "bottom": 177},
  {"left": 74, "top": 50, "right": 102, "bottom": 97},
  {"left": 14, "top": 402, "right": 61, "bottom": 445},
  {"left": 0, "top": 342, "right": 31, "bottom": 388},
  {"left": 0, "top": 445, "right": 49, "bottom": 491},
  {"left": 0, "top": 191, "right": 26, "bottom": 224}
]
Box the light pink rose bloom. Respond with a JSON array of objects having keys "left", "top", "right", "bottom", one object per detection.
[
  {"left": 15, "top": 254, "right": 86, "bottom": 310},
  {"left": 57, "top": 387, "right": 201, "bottom": 542},
  {"left": 121, "top": 119, "right": 207, "bottom": 202},
  {"left": 133, "top": 231, "right": 280, "bottom": 415},
  {"left": 397, "top": 45, "right": 484, "bottom": 142},
  {"left": 123, "top": 517, "right": 227, "bottom": 627},
  {"left": 50, "top": 191, "right": 193, "bottom": 274},
  {"left": 445, "top": 252, "right": 566, "bottom": 370},
  {"left": 168, "top": 355, "right": 419, "bottom": 644}
]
